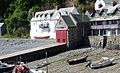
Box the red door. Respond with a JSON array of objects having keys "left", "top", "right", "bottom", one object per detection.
[{"left": 56, "top": 30, "right": 67, "bottom": 43}]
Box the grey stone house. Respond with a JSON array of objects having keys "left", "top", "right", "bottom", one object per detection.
[{"left": 89, "top": 0, "right": 120, "bottom": 36}]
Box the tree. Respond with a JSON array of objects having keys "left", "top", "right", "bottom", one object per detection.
[{"left": 27, "top": 5, "right": 41, "bottom": 21}]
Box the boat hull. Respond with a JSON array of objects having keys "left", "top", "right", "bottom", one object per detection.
[
  {"left": 0, "top": 65, "right": 15, "bottom": 73},
  {"left": 90, "top": 58, "right": 114, "bottom": 69},
  {"left": 34, "top": 36, "right": 50, "bottom": 39},
  {"left": 68, "top": 56, "right": 88, "bottom": 65}
]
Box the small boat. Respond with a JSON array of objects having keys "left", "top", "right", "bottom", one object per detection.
[
  {"left": 30, "top": 69, "right": 46, "bottom": 73},
  {"left": 86, "top": 57, "right": 114, "bottom": 69},
  {"left": 34, "top": 63, "right": 50, "bottom": 69},
  {"left": 67, "top": 56, "right": 88, "bottom": 65},
  {"left": 0, "top": 61, "right": 15, "bottom": 73}
]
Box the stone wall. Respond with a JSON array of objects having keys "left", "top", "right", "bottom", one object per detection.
[
  {"left": 88, "top": 35, "right": 120, "bottom": 49},
  {"left": 88, "top": 36, "right": 104, "bottom": 48},
  {"left": 1, "top": 44, "right": 67, "bottom": 63},
  {"left": 106, "top": 36, "right": 120, "bottom": 50}
]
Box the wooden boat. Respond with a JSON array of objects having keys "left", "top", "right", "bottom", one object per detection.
[
  {"left": 67, "top": 56, "right": 88, "bottom": 65},
  {"left": 34, "top": 63, "right": 50, "bottom": 69},
  {"left": 0, "top": 61, "right": 15, "bottom": 73},
  {"left": 86, "top": 57, "right": 114, "bottom": 69}
]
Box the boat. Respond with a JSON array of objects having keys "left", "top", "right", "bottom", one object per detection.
[
  {"left": 34, "top": 63, "right": 50, "bottom": 69},
  {"left": 67, "top": 56, "right": 88, "bottom": 65},
  {"left": 34, "top": 36, "right": 50, "bottom": 39},
  {"left": 0, "top": 61, "right": 15, "bottom": 73},
  {"left": 86, "top": 57, "right": 114, "bottom": 69},
  {"left": 30, "top": 69, "right": 46, "bottom": 73}
]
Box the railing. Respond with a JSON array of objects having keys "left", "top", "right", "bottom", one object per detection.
[{"left": 91, "top": 24, "right": 119, "bottom": 29}]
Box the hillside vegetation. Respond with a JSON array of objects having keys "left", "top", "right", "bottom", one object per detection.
[{"left": 0, "top": 0, "right": 95, "bottom": 38}]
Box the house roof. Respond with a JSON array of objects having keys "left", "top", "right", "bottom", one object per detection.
[
  {"left": 62, "top": 16, "right": 76, "bottom": 27},
  {"left": 70, "top": 14, "right": 81, "bottom": 23},
  {"left": 107, "top": 6, "right": 117, "bottom": 14},
  {"left": 0, "top": 23, "right": 4, "bottom": 27},
  {"left": 85, "top": 11, "right": 91, "bottom": 18},
  {"left": 74, "top": 14, "right": 89, "bottom": 22}
]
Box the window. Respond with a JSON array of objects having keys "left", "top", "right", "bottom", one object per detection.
[
  {"left": 45, "top": 13, "right": 48, "bottom": 17},
  {"left": 63, "top": 39, "right": 65, "bottom": 42},
  {"left": 97, "top": 21, "right": 102, "bottom": 25},
  {"left": 90, "top": 22, "right": 94, "bottom": 25},
  {"left": 112, "top": 29, "right": 116, "bottom": 35},
  {"left": 111, "top": 20, "right": 117, "bottom": 24},
  {"left": 50, "top": 13, "right": 54, "bottom": 17},
  {"left": 106, "top": 21, "right": 109, "bottom": 25},
  {"left": 56, "top": 20, "right": 66, "bottom": 28},
  {"left": 40, "top": 14, "right": 43, "bottom": 17},
  {"left": 57, "top": 39, "right": 60, "bottom": 42}
]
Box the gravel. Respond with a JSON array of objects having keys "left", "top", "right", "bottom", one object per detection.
[
  {"left": 27, "top": 48, "right": 120, "bottom": 73},
  {"left": 0, "top": 38, "right": 56, "bottom": 55}
]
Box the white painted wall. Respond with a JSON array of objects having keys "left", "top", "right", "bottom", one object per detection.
[{"left": 30, "top": 7, "right": 79, "bottom": 39}]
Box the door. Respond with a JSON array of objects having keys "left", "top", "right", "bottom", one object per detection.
[{"left": 56, "top": 30, "right": 67, "bottom": 43}]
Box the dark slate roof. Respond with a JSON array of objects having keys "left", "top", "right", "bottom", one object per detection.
[
  {"left": 62, "top": 16, "right": 76, "bottom": 27},
  {"left": 71, "top": 14, "right": 81, "bottom": 23},
  {"left": 71, "top": 13, "right": 89, "bottom": 22}
]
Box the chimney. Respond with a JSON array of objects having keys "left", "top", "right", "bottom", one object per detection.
[
  {"left": 113, "top": 0, "right": 117, "bottom": 6},
  {"left": 55, "top": 6, "right": 58, "bottom": 10},
  {"left": 32, "top": 12, "right": 35, "bottom": 17}
]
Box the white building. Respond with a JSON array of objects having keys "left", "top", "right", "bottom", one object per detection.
[
  {"left": 30, "top": 6, "right": 79, "bottom": 39},
  {"left": 94, "top": 0, "right": 120, "bottom": 10}
]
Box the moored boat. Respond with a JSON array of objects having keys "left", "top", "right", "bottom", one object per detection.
[
  {"left": 30, "top": 69, "right": 46, "bottom": 73},
  {"left": 0, "top": 61, "right": 15, "bottom": 73},
  {"left": 34, "top": 36, "right": 50, "bottom": 39},
  {"left": 86, "top": 57, "right": 114, "bottom": 69},
  {"left": 67, "top": 56, "right": 88, "bottom": 65}
]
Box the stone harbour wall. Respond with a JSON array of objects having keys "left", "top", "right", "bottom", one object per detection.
[
  {"left": 88, "top": 35, "right": 120, "bottom": 49},
  {"left": 106, "top": 36, "right": 120, "bottom": 50},
  {"left": 88, "top": 36, "right": 104, "bottom": 48}
]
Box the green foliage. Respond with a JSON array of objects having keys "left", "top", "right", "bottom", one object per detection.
[{"left": 28, "top": 5, "right": 41, "bottom": 21}]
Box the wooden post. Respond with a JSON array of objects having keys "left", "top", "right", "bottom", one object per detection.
[{"left": 46, "top": 52, "right": 48, "bottom": 73}]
